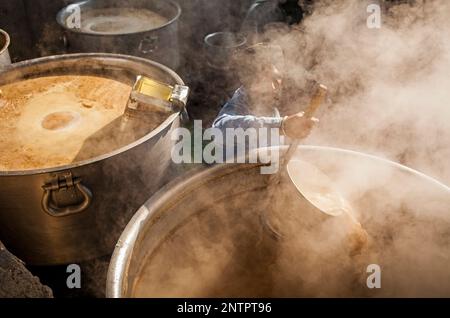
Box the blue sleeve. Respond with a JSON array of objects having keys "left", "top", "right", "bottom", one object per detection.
[{"left": 212, "top": 87, "right": 283, "bottom": 132}]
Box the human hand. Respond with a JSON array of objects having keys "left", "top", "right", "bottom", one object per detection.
[{"left": 281, "top": 111, "right": 319, "bottom": 139}]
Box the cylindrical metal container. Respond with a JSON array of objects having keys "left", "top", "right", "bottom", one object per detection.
[
  {"left": 0, "top": 29, "right": 11, "bottom": 69},
  {"left": 204, "top": 32, "right": 247, "bottom": 70},
  {"left": 56, "top": 0, "right": 181, "bottom": 70},
  {"left": 107, "top": 146, "right": 450, "bottom": 298},
  {"left": 0, "top": 53, "right": 187, "bottom": 265}
]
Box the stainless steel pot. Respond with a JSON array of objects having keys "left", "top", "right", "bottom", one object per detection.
[
  {"left": 204, "top": 32, "right": 247, "bottom": 70},
  {"left": 57, "top": 0, "right": 181, "bottom": 70},
  {"left": 0, "top": 29, "right": 11, "bottom": 69},
  {"left": 107, "top": 146, "right": 450, "bottom": 297},
  {"left": 0, "top": 53, "right": 187, "bottom": 265}
]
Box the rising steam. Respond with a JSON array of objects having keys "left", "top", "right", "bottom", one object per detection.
[
  {"left": 260, "top": 0, "right": 450, "bottom": 186},
  {"left": 130, "top": 0, "right": 450, "bottom": 298}
]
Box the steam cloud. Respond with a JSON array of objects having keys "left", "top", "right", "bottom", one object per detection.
[{"left": 258, "top": 0, "right": 450, "bottom": 186}]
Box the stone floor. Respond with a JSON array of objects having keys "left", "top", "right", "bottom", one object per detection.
[{"left": 0, "top": 241, "right": 52, "bottom": 298}]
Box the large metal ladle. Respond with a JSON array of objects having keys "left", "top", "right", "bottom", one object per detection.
[
  {"left": 283, "top": 84, "right": 361, "bottom": 223},
  {"left": 263, "top": 84, "right": 362, "bottom": 241},
  {"left": 281, "top": 83, "right": 328, "bottom": 170}
]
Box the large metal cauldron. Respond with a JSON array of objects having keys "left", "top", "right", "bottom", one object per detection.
[
  {"left": 107, "top": 146, "right": 450, "bottom": 298},
  {"left": 57, "top": 0, "right": 181, "bottom": 70},
  {"left": 0, "top": 53, "right": 185, "bottom": 265}
]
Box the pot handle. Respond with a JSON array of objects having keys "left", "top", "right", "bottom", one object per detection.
[
  {"left": 61, "top": 34, "right": 70, "bottom": 50},
  {"left": 41, "top": 172, "right": 92, "bottom": 217},
  {"left": 59, "top": 34, "right": 71, "bottom": 55},
  {"left": 138, "top": 35, "right": 159, "bottom": 54}
]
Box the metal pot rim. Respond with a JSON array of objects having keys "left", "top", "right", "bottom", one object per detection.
[
  {"left": 204, "top": 31, "right": 248, "bottom": 49},
  {"left": 56, "top": 0, "right": 181, "bottom": 36},
  {"left": 0, "top": 53, "right": 184, "bottom": 177},
  {"left": 0, "top": 29, "right": 10, "bottom": 55},
  {"left": 105, "top": 145, "right": 450, "bottom": 298}
]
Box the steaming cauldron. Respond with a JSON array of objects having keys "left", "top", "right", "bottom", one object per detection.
[
  {"left": 107, "top": 146, "right": 450, "bottom": 297},
  {"left": 0, "top": 53, "right": 186, "bottom": 265}
]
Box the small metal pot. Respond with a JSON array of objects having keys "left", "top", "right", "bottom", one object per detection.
[
  {"left": 204, "top": 32, "right": 247, "bottom": 70},
  {"left": 0, "top": 53, "right": 187, "bottom": 265},
  {"left": 0, "top": 29, "right": 11, "bottom": 69},
  {"left": 57, "top": 0, "right": 181, "bottom": 70}
]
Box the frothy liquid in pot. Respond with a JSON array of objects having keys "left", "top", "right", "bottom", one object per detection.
[
  {"left": 131, "top": 187, "right": 370, "bottom": 298},
  {"left": 129, "top": 153, "right": 450, "bottom": 297},
  {"left": 0, "top": 75, "right": 165, "bottom": 171},
  {"left": 79, "top": 8, "right": 169, "bottom": 34},
  {"left": 41, "top": 111, "right": 81, "bottom": 131},
  {"left": 131, "top": 159, "right": 371, "bottom": 297}
]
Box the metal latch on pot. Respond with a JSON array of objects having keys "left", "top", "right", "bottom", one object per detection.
[
  {"left": 41, "top": 172, "right": 92, "bottom": 217},
  {"left": 125, "top": 75, "right": 189, "bottom": 117}
]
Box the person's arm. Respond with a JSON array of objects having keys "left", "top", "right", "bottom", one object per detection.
[
  {"left": 212, "top": 87, "right": 283, "bottom": 132},
  {"left": 213, "top": 113, "right": 283, "bottom": 131},
  {"left": 213, "top": 87, "right": 317, "bottom": 140}
]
